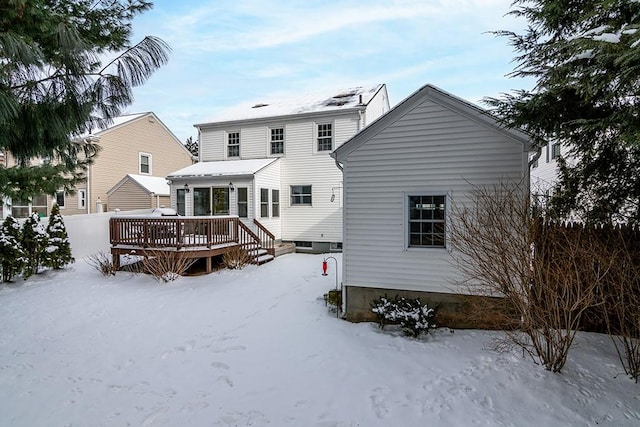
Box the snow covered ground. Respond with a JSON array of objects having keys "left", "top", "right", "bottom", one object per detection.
[{"left": 0, "top": 253, "right": 638, "bottom": 426}]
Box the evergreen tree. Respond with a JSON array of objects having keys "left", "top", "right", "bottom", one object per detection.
[
  {"left": 185, "top": 136, "right": 199, "bottom": 158},
  {"left": 0, "top": 0, "right": 171, "bottom": 201},
  {"left": 0, "top": 215, "right": 26, "bottom": 282},
  {"left": 43, "top": 203, "right": 74, "bottom": 269},
  {"left": 487, "top": 0, "right": 640, "bottom": 224},
  {"left": 20, "top": 212, "right": 48, "bottom": 278}
]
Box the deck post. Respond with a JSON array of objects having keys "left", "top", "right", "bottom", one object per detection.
[
  {"left": 111, "top": 249, "right": 120, "bottom": 271},
  {"left": 206, "top": 256, "right": 212, "bottom": 273}
]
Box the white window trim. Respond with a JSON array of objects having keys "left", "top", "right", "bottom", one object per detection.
[
  {"left": 139, "top": 152, "right": 152, "bottom": 175},
  {"left": 403, "top": 191, "right": 449, "bottom": 251},
  {"left": 313, "top": 121, "right": 334, "bottom": 154},
  {"left": 269, "top": 127, "right": 285, "bottom": 157},
  {"left": 226, "top": 130, "right": 240, "bottom": 158},
  {"left": 77, "top": 189, "right": 87, "bottom": 209},
  {"left": 290, "top": 185, "right": 312, "bottom": 206}
]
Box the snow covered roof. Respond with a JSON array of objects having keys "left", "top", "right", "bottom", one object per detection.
[
  {"left": 197, "top": 84, "right": 384, "bottom": 126},
  {"left": 167, "top": 158, "right": 278, "bottom": 179},
  {"left": 108, "top": 174, "right": 170, "bottom": 196}
]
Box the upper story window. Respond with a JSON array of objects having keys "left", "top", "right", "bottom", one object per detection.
[
  {"left": 271, "top": 128, "right": 284, "bottom": 155},
  {"left": 291, "top": 185, "right": 312, "bottom": 206},
  {"left": 317, "top": 123, "right": 333, "bottom": 152},
  {"left": 551, "top": 143, "right": 561, "bottom": 159},
  {"left": 227, "top": 131, "right": 240, "bottom": 158},
  {"left": 408, "top": 195, "right": 446, "bottom": 248},
  {"left": 139, "top": 152, "right": 152, "bottom": 174}
]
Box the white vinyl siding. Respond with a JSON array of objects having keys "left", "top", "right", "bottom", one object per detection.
[{"left": 342, "top": 97, "right": 528, "bottom": 294}]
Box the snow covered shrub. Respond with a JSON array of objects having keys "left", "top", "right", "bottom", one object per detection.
[
  {"left": 143, "top": 250, "right": 195, "bottom": 282},
  {"left": 86, "top": 251, "right": 117, "bottom": 276},
  {"left": 0, "top": 215, "right": 27, "bottom": 282},
  {"left": 371, "top": 295, "right": 437, "bottom": 338},
  {"left": 20, "top": 212, "right": 48, "bottom": 278},
  {"left": 222, "top": 245, "right": 253, "bottom": 269},
  {"left": 43, "top": 204, "right": 74, "bottom": 269}
]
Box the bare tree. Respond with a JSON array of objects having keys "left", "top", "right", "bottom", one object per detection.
[{"left": 448, "top": 181, "right": 603, "bottom": 372}]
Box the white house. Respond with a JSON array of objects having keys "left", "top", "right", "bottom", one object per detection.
[
  {"left": 167, "top": 84, "right": 390, "bottom": 252},
  {"left": 332, "top": 84, "right": 532, "bottom": 322}
]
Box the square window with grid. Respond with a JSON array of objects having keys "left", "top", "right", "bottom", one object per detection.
[
  {"left": 317, "top": 123, "right": 332, "bottom": 151},
  {"left": 408, "top": 195, "right": 446, "bottom": 248},
  {"left": 228, "top": 132, "right": 240, "bottom": 157},
  {"left": 271, "top": 128, "right": 284, "bottom": 155},
  {"left": 291, "top": 185, "right": 312, "bottom": 205}
]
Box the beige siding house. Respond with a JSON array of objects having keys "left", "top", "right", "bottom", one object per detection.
[
  {"left": 332, "top": 84, "right": 532, "bottom": 321},
  {"left": 1, "top": 112, "right": 194, "bottom": 218},
  {"left": 107, "top": 174, "right": 171, "bottom": 211}
]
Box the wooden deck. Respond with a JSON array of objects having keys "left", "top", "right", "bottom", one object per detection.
[{"left": 109, "top": 216, "right": 275, "bottom": 273}]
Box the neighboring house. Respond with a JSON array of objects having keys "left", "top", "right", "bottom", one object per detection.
[
  {"left": 167, "top": 84, "right": 390, "bottom": 251},
  {"left": 529, "top": 141, "right": 567, "bottom": 204},
  {"left": 1, "top": 112, "right": 194, "bottom": 218},
  {"left": 107, "top": 174, "right": 171, "bottom": 211},
  {"left": 332, "top": 84, "right": 532, "bottom": 322}
]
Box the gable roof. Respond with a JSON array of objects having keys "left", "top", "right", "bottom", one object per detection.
[
  {"left": 167, "top": 158, "right": 279, "bottom": 179},
  {"left": 107, "top": 174, "right": 170, "bottom": 196},
  {"left": 332, "top": 84, "right": 532, "bottom": 163},
  {"left": 196, "top": 84, "right": 385, "bottom": 127}
]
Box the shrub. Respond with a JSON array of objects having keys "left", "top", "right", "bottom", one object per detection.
[
  {"left": 371, "top": 295, "right": 437, "bottom": 338},
  {"left": 143, "top": 250, "right": 195, "bottom": 282},
  {"left": 222, "top": 245, "right": 253, "bottom": 270},
  {"left": 86, "top": 251, "right": 117, "bottom": 276},
  {"left": 0, "top": 215, "right": 27, "bottom": 282},
  {"left": 20, "top": 213, "right": 48, "bottom": 278},
  {"left": 43, "top": 204, "right": 74, "bottom": 269}
]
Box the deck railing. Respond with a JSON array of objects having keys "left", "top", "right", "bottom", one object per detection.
[
  {"left": 253, "top": 219, "right": 275, "bottom": 255},
  {"left": 109, "top": 216, "right": 243, "bottom": 249}
]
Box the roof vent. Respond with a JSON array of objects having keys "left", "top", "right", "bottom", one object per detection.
[{"left": 252, "top": 103, "right": 269, "bottom": 108}]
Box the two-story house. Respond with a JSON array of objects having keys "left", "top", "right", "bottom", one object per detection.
[
  {"left": 1, "top": 112, "right": 195, "bottom": 218},
  {"left": 166, "top": 84, "right": 390, "bottom": 252}
]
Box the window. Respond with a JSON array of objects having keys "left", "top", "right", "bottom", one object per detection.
[
  {"left": 260, "top": 188, "right": 269, "bottom": 217},
  {"left": 139, "top": 153, "right": 151, "bottom": 174},
  {"left": 56, "top": 191, "right": 65, "bottom": 208},
  {"left": 317, "top": 123, "right": 333, "bottom": 151},
  {"left": 551, "top": 143, "right": 561, "bottom": 159},
  {"left": 271, "top": 128, "right": 284, "bottom": 155},
  {"left": 408, "top": 195, "right": 446, "bottom": 248},
  {"left": 77, "top": 189, "right": 87, "bottom": 209},
  {"left": 237, "top": 188, "right": 248, "bottom": 218},
  {"left": 176, "top": 189, "right": 186, "bottom": 215},
  {"left": 291, "top": 185, "right": 312, "bottom": 205},
  {"left": 272, "top": 189, "right": 280, "bottom": 217},
  {"left": 227, "top": 131, "right": 240, "bottom": 157},
  {"left": 12, "top": 194, "right": 48, "bottom": 218}
]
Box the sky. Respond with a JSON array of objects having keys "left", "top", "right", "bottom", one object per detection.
[{"left": 123, "top": 0, "right": 534, "bottom": 143}]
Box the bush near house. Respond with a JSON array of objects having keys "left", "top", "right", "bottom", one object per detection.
[
  {"left": 43, "top": 204, "right": 74, "bottom": 269},
  {"left": 371, "top": 295, "right": 437, "bottom": 338},
  {"left": 20, "top": 213, "right": 49, "bottom": 278},
  {"left": 0, "top": 215, "right": 27, "bottom": 282}
]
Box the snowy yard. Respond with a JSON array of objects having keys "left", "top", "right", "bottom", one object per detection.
[{"left": 0, "top": 253, "right": 638, "bottom": 426}]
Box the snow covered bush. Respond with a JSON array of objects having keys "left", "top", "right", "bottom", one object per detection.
[
  {"left": 43, "top": 204, "right": 74, "bottom": 269},
  {"left": 20, "top": 212, "right": 48, "bottom": 278},
  {"left": 371, "top": 295, "right": 437, "bottom": 338},
  {"left": 86, "top": 251, "right": 117, "bottom": 276},
  {"left": 0, "top": 215, "right": 27, "bottom": 282}
]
